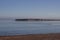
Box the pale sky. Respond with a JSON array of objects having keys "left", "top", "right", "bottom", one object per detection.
[{"left": 0, "top": 0, "right": 60, "bottom": 18}]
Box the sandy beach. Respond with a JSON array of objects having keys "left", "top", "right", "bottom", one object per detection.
[{"left": 0, "top": 33, "right": 60, "bottom": 40}]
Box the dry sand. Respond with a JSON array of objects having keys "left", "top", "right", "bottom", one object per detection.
[{"left": 0, "top": 33, "right": 60, "bottom": 40}]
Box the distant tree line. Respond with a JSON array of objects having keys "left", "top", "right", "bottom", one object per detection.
[{"left": 15, "top": 19, "right": 60, "bottom": 21}]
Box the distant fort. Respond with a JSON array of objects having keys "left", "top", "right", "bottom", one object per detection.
[{"left": 15, "top": 19, "right": 60, "bottom": 21}]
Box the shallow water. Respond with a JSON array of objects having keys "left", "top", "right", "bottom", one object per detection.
[{"left": 0, "top": 20, "right": 60, "bottom": 36}]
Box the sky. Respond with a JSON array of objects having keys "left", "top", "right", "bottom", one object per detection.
[{"left": 0, "top": 0, "right": 60, "bottom": 18}]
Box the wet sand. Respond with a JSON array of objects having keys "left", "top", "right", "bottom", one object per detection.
[{"left": 0, "top": 33, "right": 60, "bottom": 40}]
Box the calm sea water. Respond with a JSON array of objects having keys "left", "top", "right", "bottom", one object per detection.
[{"left": 0, "top": 20, "right": 60, "bottom": 36}]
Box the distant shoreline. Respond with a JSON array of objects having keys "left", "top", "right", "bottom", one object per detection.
[{"left": 15, "top": 19, "right": 60, "bottom": 21}]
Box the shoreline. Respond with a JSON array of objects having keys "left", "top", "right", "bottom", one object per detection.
[
  {"left": 15, "top": 19, "right": 60, "bottom": 21},
  {"left": 0, "top": 33, "right": 60, "bottom": 40}
]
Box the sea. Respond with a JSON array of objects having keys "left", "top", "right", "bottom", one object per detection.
[{"left": 0, "top": 20, "right": 60, "bottom": 36}]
